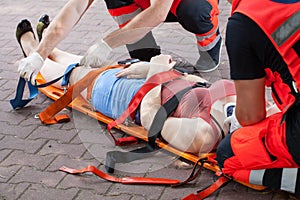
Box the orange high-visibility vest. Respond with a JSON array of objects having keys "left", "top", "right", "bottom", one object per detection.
[
  {"left": 222, "top": 0, "right": 300, "bottom": 185},
  {"left": 232, "top": 0, "right": 300, "bottom": 113}
]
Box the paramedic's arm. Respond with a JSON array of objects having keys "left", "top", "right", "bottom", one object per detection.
[
  {"left": 37, "top": 0, "right": 94, "bottom": 60},
  {"left": 234, "top": 77, "right": 266, "bottom": 126},
  {"left": 104, "top": 0, "right": 173, "bottom": 48}
]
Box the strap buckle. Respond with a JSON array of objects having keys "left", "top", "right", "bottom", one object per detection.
[{"left": 194, "top": 82, "right": 211, "bottom": 88}]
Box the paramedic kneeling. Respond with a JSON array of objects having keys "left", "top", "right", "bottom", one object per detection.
[{"left": 216, "top": 0, "right": 300, "bottom": 195}]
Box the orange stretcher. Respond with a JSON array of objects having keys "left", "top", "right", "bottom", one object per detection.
[{"left": 34, "top": 68, "right": 266, "bottom": 199}]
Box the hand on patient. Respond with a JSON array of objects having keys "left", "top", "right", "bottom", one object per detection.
[
  {"left": 18, "top": 52, "right": 44, "bottom": 85},
  {"left": 115, "top": 62, "right": 150, "bottom": 78},
  {"left": 80, "top": 39, "right": 112, "bottom": 68}
]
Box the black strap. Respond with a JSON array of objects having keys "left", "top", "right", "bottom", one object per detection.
[
  {"left": 105, "top": 82, "right": 209, "bottom": 173},
  {"left": 210, "top": 114, "right": 225, "bottom": 139}
]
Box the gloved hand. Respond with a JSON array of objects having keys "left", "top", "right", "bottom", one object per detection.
[
  {"left": 115, "top": 61, "right": 150, "bottom": 78},
  {"left": 18, "top": 52, "right": 44, "bottom": 85},
  {"left": 223, "top": 109, "right": 242, "bottom": 134},
  {"left": 80, "top": 39, "right": 112, "bottom": 68}
]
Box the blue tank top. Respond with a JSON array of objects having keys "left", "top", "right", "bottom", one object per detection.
[{"left": 91, "top": 68, "right": 145, "bottom": 119}]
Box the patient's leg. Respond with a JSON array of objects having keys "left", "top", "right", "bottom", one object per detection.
[
  {"left": 37, "top": 15, "right": 81, "bottom": 66},
  {"left": 19, "top": 30, "right": 71, "bottom": 88},
  {"left": 19, "top": 23, "right": 92, "bottom": 90},
  {"left": 49, "top": 48, "right": 81, "bottom": 66}
]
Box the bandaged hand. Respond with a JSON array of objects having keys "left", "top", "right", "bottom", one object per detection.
[
  {"left": 146, "top": 55, "right": 176, "bottom": 79},
  {"left": 115, "top": 62, "right": 150, "bottom": 78},
  {"left": 223, "top": 109, "right": 242, "bottom": 134},
  {"left": 18, "top": 52, "right": 44, "bottom": 85},
  {"left": 80, "top": 39, "right": 112, "bottom": 68}
]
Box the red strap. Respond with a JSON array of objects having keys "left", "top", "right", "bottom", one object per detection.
[
  {"left": 182, "top": 176, "right": 231, "bottom": 200},
  {"left": 59, "top": 165, "right": 181, "bottom": 185},
  {"left": 42, "top": 114, "right": 70, "bottom": 125},
  {"left": 117, "top": 136, "right": 139, "bottom": 146},
  {"left": 107, "top": 70, "right": 182, "bottom": 132}
]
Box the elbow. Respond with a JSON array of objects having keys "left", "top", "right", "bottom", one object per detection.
[
  {"left": 152, "top": 8, "right": 168, "bottom": 25},
  {"left": 157, "top": 13, "right": 167, "bottom": 23}
]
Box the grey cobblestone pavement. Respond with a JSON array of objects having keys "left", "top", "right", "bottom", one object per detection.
[{"left": 0, "top": 0, "right": 299, "bottom": 199}]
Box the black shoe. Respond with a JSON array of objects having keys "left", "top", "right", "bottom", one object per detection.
[
  {"left": 16, "top": 19, "right": 36, "bottom": 57},
  {"left": 36, "top": 14, "right": 50, "bottom": 42},
  {"left": 195, "top": 37, "right": 222, "bottom": 73},
  {"left": 173, "top": 58, "right": 199, "bottom": 75}
]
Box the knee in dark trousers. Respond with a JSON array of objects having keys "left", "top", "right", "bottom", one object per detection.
[
  {"left": 104, "top": 0, "right": 134, "bottom": 9},
  {"left": 216, "top": 133, "right": 234, "bottom": 169},
  {"left": 128, "top": 48, "right": 161, "bottom": 62},
  {"left": 176, "top": 0, "right": 215, "bottom": 34}
]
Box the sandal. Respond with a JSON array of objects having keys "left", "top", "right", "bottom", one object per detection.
[
  {"left": 36, "top": 14, "right": 50, "bottom": 42},
  {"left": 16, "top": 19, "right": 36, "bottom": 57}
]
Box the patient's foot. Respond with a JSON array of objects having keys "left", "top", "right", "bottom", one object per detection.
[
  {"left": 36, "top": 14, "right": 50, "bottom": 42},
  {"left": 16, "top": 19, "right": 37, "bottom": 57}
]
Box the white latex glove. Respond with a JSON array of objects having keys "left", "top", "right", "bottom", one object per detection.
[
  {"left": 18, "top": 52, "right": 44, "bottom": 85},
  {"left": 80, "top": 39, "right": 112, "bottom": 68},
  {"left": 115, "top": 62, "right": 150, "bottom": 78},
  {"left": 223, "top": 109, "right": 242, "bottom": 134}
]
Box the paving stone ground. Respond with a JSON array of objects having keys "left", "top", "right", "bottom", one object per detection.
[{"left": 0, "top": 0, "right": 298, "bottom": 200}]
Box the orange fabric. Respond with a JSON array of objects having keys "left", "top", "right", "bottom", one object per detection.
[
  {"left": 182, "top": 176, "right": 230, "bottom": 200},
  {"left": 264, "top": 68, "right": 296, "bottom": 113},
  {"left": 223, "top": 113, "right": 299, "bottom": 182},
  {"left": 196, "top": 32, "right": 217, "bottom": 47},
  {"left": 59, "top": 165, "right": 181, "bottom": 185},
  {"left": 232, "top": 0, "right": 300, "bottom": 104}
]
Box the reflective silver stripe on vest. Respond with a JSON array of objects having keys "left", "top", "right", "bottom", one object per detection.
[
  {"left": 249, "top": 169, "right": 265, "bottom": 185},
  {"left": 112, "top": 8, "right": 142, "bottom": 25},
  {"left": 281, "top": 168, "right": 298, "bottom": 194},
  {"left": 271, "top": 10, "right": 300, "bottom": 46}
]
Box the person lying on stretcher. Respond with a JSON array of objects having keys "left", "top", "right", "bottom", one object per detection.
[{"left": 16, "top": 19, "right": 280, "bottom": 156}]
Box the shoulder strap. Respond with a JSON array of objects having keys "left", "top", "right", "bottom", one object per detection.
[
  {"left": 106, "top": 70, "right": 182, "bottom": 145},
  {"left": 105, "top": 82, "right": 207, "bottom": 173},
  {"left": 38, "top": 65, "right": 120, "bottom": 124}
]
